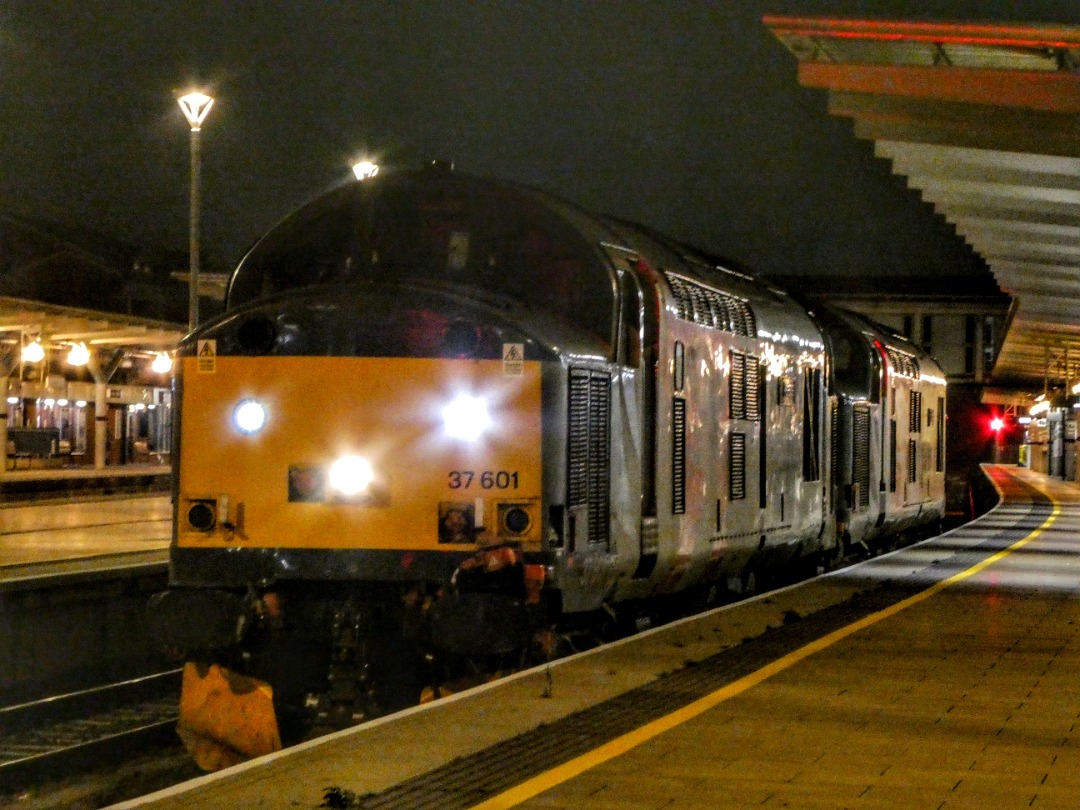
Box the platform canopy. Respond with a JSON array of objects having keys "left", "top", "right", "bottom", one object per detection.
[
  {"left": 764, "top": 16, "right": 1080, "bottom": 390},
  {"left": 0, "top": 296, "right": 185, "bottom": 365}
]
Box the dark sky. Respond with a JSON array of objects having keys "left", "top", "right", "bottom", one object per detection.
[{"left": 2, "top": 1, "right": 1078, "bottom": 279}]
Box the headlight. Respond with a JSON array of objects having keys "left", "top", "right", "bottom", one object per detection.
[
  {"left": 233, "top": 399, "right": 268, "bottom": 435},
  {"left": 328, "top": 455, "right": 375, "bottom": 496},
  {"left": 442, "top": 394, "right": 491, "bottom": 441}
]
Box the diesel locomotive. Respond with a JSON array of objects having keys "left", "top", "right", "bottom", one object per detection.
[{"left": 151, "top": 162, "right": 946, "bottom": 769}]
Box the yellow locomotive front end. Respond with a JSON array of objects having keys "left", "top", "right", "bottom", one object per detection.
[
  {"left": 154, "top": 163, "right": 622, "bottom": 769},
  {"left": 177, "top": 354, "right": 543, "bottom": 556},
  {"left": 167, "top": 348, "right": 545, "bottom": 769}
]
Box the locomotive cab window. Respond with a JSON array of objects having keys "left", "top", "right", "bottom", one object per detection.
[{"left": 229, "top": 170, "right": 618, "bottom": 353}]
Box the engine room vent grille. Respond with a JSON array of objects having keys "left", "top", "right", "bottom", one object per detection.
[
  {"left": 853, "top": 405, "right": 871, "bottom": 510},
  {"left": 884, "top": 346, "right": 920, "bottom": 379},
  {"left": 889, "top": 419, "right": 898, "bottom": 493},
  {"left": 729, "top": 352, "right": 761, "bottom": 422},
  {"left": 909, "top": 390, "right": 923, "bottom": 433},
  {"left": 730, "top": 432, "right": 746, "bottom": 500},
  {"left": 665, "top": 272, "right": 756, "bottom": 337},
  {"left": 672, "top": 397, "right": 687, "bottom": 514},
  {"left": 568, "top": 368, "right": 611, "bottom": 548}
]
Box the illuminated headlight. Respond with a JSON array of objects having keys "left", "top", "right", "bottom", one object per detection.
[
  {"left": 442, "top": 394, "right": 491, "bottom": 441},
  {"left": 233, "top": 400, "right": 268, "bottom": 434},
  {"left": 328, "top": 455, "right": 375, "bottom": 496}
]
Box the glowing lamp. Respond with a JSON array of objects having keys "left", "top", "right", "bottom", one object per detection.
[
  {"left": 328, "top": 455, "right": 375, "bottom": 496},
  {"left": 352, "top": 160, "right": 379, "bottom": 180},
  {"left": 178, "top": 91, "right": 214, "bottom": 131},
  {"left": 67, "top": 342, "right": 90, "bottom": 366},
  {"left": 21, "top": 340, "right": 44, "bottom": 363},
  {"left": 442, "top": 394, "right": 491, "bottom": 441},
  {"left": 990, "top": 417, "right": 1005, "bottom": 433},
  {"left": 233, "top": 399, "right": 268, "bottom": 435},
  {"left": 151, "top": 352, "right": 174, "bottom": 374}
]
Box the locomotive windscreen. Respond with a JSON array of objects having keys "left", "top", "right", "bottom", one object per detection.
[{"left": 228, "top": 169, "right": 616, "bottom": 347}]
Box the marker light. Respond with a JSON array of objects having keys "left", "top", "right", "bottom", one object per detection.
[
  {"left": 233, "top": 399, "right": 268, "bottom": 434},
  {"left": 442, "top": 394, "right": 491, "bottom": 441},
  {"left": 328, "top": 455, "right": 375, "bottom": 496}
]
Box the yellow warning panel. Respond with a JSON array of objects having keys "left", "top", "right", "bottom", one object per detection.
[
  {"left": 196, "top": 339, "right": 217, "bottom": 374},
  {"left": 177, "top": 356, "right": 543, "bottom": 551}
]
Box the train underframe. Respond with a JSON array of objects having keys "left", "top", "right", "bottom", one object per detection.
[
  {"left": 164, "top": 519, "right": 937, "bottom": 771},
  {"left": 162, "top": 544, "right": 558, "bottom": 770}
]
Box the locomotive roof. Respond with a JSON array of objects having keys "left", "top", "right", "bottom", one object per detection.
[{"left": 228, "top": 165, "right": 823, "bottom": 358}]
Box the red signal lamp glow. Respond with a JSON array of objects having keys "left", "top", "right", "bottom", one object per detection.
[{"left": 990, "top": 417, "right": 1005, "bottom": 433}]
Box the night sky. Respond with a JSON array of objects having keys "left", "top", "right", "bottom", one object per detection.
[{"left": 2, "top": 1, "right": 1078, "bottom": 281}]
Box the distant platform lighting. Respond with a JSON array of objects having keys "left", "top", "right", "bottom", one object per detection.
[
  {"left": 67, "top": 342, "right": 90, "bottom": 367},
  {"left": 352, "top": 160, "right": 379, "bottom": 180},
  {"left": 152, "top": 352, "right": 174, "bottom": 374},
  {"left": 21, "top": 339, "right": 44, "bottom": 363}
]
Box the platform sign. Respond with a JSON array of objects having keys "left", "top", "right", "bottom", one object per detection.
[
  {"left": 503, "top": 343, "right": 524, "bottom": 376},
  {"left": 197, "top": 339, "right": 217, "bottom": 374}
]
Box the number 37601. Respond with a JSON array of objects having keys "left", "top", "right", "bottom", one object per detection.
[{"left": 447, "top": 470, "right": 520, "bottom": 490}]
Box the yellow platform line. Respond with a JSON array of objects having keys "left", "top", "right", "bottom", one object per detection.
[{"left": 470, "top": 477, "right": 1061, "bottom": 810}]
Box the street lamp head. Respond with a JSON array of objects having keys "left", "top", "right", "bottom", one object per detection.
[{"left": 178, "top": 91, "right": 215, "bottom": 131}]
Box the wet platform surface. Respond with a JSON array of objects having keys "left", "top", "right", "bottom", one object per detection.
[{"left": 122, "top": 465, "right": 1080, "bottom": 809}]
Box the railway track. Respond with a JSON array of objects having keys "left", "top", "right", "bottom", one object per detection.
[{"left": 0, "top": 669, "right": 183, "bottom": 795}]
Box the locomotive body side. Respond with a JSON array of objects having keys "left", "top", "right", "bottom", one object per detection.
[
  {"left": 816, "top": 305, "right": 946, "bottom": 553},
  {"left": 590, "top": 223, "right": 833, "bottom": 601}
]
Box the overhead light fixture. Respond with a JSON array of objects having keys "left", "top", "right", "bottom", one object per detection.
[
  {"left": 352, "top": 160, "right": 379, "bottom": 180},
  {"left": 21, "top": 339, "right": 44, "bottom": 363},
  {"left": 151, "top": 352, "right": 174, "bottom": 374},
  {"left": 67, "top": 342, "right": 90, "bottom": 367}
]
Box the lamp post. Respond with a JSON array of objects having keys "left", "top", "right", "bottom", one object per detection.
[{"left": 177, "top": 91, "right": 214, "bottom": 333}]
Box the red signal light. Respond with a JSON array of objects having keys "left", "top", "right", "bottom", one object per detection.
[{"left": 990, "top": 417, "right": 1005, "bottom": 433}]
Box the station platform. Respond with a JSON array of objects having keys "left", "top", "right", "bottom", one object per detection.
[
  {"left": 0, "top": 462, "right": 171, "bottom": 503},
  {"left": 0, "top": 491, "right": 170, "bottom": 581},
  {"left": 118, "top": 464, "right": 1080, "bottom": 810}
]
